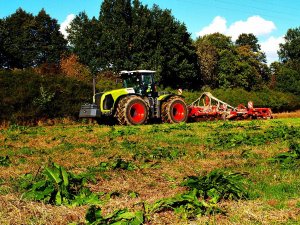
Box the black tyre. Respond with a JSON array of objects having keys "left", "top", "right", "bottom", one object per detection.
[
  {"left": 161, "top": 97, "right": 188, "bottom": 123},
  {"left": 115, "top": 96, "right": 149, "bottom": 125}
]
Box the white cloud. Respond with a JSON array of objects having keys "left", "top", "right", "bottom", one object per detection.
[
  {"left": 196, "top": 15, "right": 282, "bottom": 63},
  {"left": 227, "top": 16, "right": 276, "bottom": 40},
  {"left": 196, "top": 15, "right": 276, "bottom": 41},
  {"left": 197, "top": 16, "right": 227, "bottom": 37},
  {"left": 60, "top": 14, "right": 75, "bottom": 39},
  {"left": 260, "top": 36, "right": 285, "bottom": 63}
]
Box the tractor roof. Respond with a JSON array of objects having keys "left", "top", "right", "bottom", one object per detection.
[{"left": 120, "top": 70, "right": 156, "bottom": 75}]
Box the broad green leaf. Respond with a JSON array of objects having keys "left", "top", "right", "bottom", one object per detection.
[
  {"left": 60, "top": 166, "right": 69, "bottom": 187},
  {"left": 115, "top": 211, "right": 135, "bottom": 220},
  {"left": 55, "top": 191, "right": 62, "bottom": 205},
  {"left": 44, "top": 167, "right": 62, "bottom": 184}
]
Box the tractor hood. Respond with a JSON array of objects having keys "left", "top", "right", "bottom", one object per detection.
[{"left": 100, "top": 88, "right": 136, "bottom": 113}]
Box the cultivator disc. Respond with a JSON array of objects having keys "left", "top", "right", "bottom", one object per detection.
[{"left": 188, "top": 92, "right": 273, "bottom": 121}]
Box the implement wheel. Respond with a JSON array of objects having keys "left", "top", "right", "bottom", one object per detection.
[
  {"left": 161, "top": 96, "right": 188, "bottom": 123},
  {"left": 116, "top": 96, "right": 149, "bottom": 125}
]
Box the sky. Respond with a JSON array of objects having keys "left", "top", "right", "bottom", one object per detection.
[{"left": 1, "top": 0, "right": 300, "bottom": 63}]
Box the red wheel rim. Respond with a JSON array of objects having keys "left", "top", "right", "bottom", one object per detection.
[
  {"left": 172, "top": 103, "right": 185, "bottom": 122},
  {"left": 130, "top": 103, "right": 145, "bottom": 123}
]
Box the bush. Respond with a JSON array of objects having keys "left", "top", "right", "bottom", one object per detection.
[
  {"left": 181, "top": 88, "right": 300, "bottom": 112},
  {"left": 0, "top": 69, "right": 92, "bottom": 123}
]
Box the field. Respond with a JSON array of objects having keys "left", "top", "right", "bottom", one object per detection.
[{"left": 0, "top": 118, "right": 300, "bottom": 224}]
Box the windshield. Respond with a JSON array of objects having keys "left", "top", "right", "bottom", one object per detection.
[
  {"left": 141, "top": 73, "right": 154, "bottom": 86},
  {"left": 123, "top": 75, "right": 140, "bottom": 88}
]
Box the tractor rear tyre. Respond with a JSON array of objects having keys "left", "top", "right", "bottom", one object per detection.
[
  {"left": 161, "top": 96, "right": 188, "bottom": 123},
  {"left": 115, "top": 96, "right": 149, "bottom": 125}
]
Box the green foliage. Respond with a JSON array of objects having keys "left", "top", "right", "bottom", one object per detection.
[
  {"left": 0, "top": 8, "right": 66, "bottom": 69},
  {"left": 21, "top": 163, "right": 101, "bottom": 206},
  {"left": 235, "top": 33, "right": 261, "bottom": 53},
  {"left": 91, "top": 158, "right": 138, "bottom": 172},
  {"left": 0, "top": 156, "right": 11, "bottom": 167},
  {"left": 133, "top": 146, "right": 185, "bottom": 161},
  {"left": 278, "top": 26, "right": 300, "bottom": 63},
  {"left": 181, "top": 170, "right": 249, "bottom": 202},
  {"left": 269, "top": 141, "right": 300, "bottom": 168},
  {"left": 85, "top": 205, "right": 144, "bottom": 225},
  {"left": 211, "top": 88, "right": 300, "bottom": 112},
  {"left": 179, "top": 88, "right": 300, "bottom": 113},
  {"left": 148, "top": 123, "right": 191, "bottom": 133},
  {"left": 33, "top": 86, "right": 55, "bottom": 111},
  {"left": 68, "top": 0, "right": 198, "bottom": 88},
  {"left": 0, "top": 70, "right": 91, "bottom": 123},
  {"left": 273, "top": 65, "right": 300, "bottom": 96},
  {"left": 67, "top": 12, "right": 102, "bottom": 73},
  {"left": 108, "top": 126, "right": 140, "bottom": 138},
  {"left": 194, "top": 33, "right": 269, "bottom": 90},
  {"left": 206, "top": 125, "right": 299, "bottom": 149},
  {"left": 148, "top": 189, "right": 219, "bottom": 220},
  {"left": 274, "top": 27, "right": 300, "bottom": 96}
]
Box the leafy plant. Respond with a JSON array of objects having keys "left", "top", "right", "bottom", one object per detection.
[
  {"left": 121, "top": 140, "right": 138, "bottom": 151},
  {"left": 90, "top": 158, "right": 138, "bottom": 172},
  {"left": 33, "top": 86, "right": 55, "bottom": 111},
  {"left": 181, "top": 170, "right": 249, "bottom": 202},
  {"left": 170, "top": 122, "right": 192, "bottom": 131},
  {"left": 134, "top": 147, "right": 185, "bottom": 161},
  {"left": 217, "top": 122, "right": 240, "bottom": 129},
  {"left": 7, "top": 124, "right": 29, "bottom": 132},
  {"left": 108, "top": 126, "right": 140, "bottom": 138},
  {"left": 148, "top": 189, "right": 219, "bottom": 220},
  {"left": 22, "top": 163, "right": 101, "bottom": 206},
  {"left": 148, "top": 124, "right": 171, "bottom": 133},
  {"left": 0, "top": 156, "right": 11, "bottom": 167},
  {"left": 110, "top": 158, "right": 138, "bottom": 171},
  {"left": 85, "top": 205, "right": 144, "bottom": 225},
  {"left": 269, "top": 141, "right": 300, "bottom": 168},
  {"left": 206, "top": 125, "right": 300, "bottom": 149},
  {"left": 148, "top": 123, "right": 191, "bottom": 134}
]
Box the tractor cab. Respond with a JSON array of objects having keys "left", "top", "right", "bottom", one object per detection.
[{"left": 120, "top": 70, "right": 157, "bottom": 97}]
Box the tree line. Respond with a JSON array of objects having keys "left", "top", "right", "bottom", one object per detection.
[{"left": 0, "top": 0, "right": 299, "bottom": 95}]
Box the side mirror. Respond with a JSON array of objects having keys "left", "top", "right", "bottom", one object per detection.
[{"left": 116, "top": 78, "right": 123, "bottom": 84}]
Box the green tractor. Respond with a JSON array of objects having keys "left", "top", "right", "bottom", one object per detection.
[{"left": 79, "top": 70, "right": 188, "bottom": 125}]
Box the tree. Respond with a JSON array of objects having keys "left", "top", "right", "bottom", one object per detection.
[
  {"left": 235, "top": 33, "right": 261, "bottom": 52},
  {"left": 275, "top": 27, "right": 300, "bottom": 95},
  {"left": 1, "top": 8, "right": 67, "bottom": 69},
  {"left": 99, "top": 0, "right": 133, "bottom": 71},
  {"left": 1, "top": 8, "right": 36, "bottom": 68},
  {"left": 278, "top": 27, "right": 300, "bottom": 64},
  {"left": 194, "top": 35, "right": 219, "bottom": 88},
  {"left": 68, "top": 12, "right": 103, "bottom": 73},
  {"left": 0, "top": 18, "right": 7, "bottom": 68},
  {"left": 272, "top": 65, "right": 300, "bottom": 95},
  {"left": 130, "top": 0, "right": 155, "bottom": 69},
  {"left": 34, "top": 9, "right": 67, "bottom": 65},
  {"left": 195, "top": 33, "right": 233, "bottom": 88},
  {"left": 147, "top": 5, "right": 198, "bottom": 88},
  {"left": 60, "top": 54, "right": 91, "bottom": 81},
  {"left": 67, "top": 0, "right": 199, "bottom": 88},
  {"left": 195, "top": 33, "right": 269, "bottom": 90}
]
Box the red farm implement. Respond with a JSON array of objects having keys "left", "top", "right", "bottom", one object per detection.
[{"left": 188, "top": 92, "right": 273, "bottom": 121}]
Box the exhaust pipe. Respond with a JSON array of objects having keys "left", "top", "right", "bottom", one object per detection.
[{"left": 92, "top": 74, "right": 96, "bottom": 103}]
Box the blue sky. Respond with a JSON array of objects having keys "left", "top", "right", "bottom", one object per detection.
[{"left": 1, "top": 0, "right": 300, "bottom": 63}]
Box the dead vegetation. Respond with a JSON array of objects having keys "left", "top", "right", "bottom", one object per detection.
[{"left": 0, "top": 118, "right": 300, "bottom": 224}]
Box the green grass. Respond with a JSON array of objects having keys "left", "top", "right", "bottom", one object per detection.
[{"left": 0, "top": 118, "right": 300, "bottom": 224}]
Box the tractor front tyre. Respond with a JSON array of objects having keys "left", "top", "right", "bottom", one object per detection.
[
  {"left": 116, "top": 96, "right": 149, "bottom": 125},
  {"left": 161, "top": 97, "right": 188, "bottom": 123}
]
